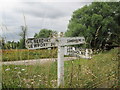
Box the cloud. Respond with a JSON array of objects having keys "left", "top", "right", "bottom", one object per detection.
[
  {"left": 16, "top": 2, "right": 77, "bottom": 19},
  {"left": 0, "top": 1, "right": 91, "bottom": 41}
]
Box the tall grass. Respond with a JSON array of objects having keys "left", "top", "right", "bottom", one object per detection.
[
  {"left": 2, "top": 48, "right": 119, "bottom": 88},
  {"left": 2, "top": 49, "right": 57, "bottom": 61}
]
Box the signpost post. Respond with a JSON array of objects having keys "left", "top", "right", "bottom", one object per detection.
[
  {"left": 58, "top": 46, "right": 64, "bottom": 87},
  {"left": 26, "top": 37, "right": 86, "bottom": 87}
]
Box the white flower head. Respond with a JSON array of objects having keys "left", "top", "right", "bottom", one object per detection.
[
  {"left": 14, "top": 67, "right": 18, "bottom": 69},
  {"left": 18, "top": 71, "right": 21, "bottom": 74},
  {"left": 5, "top": 68, "right": 10, "bottom": 71},
  {"left": 21, "top": 69, "right": 25, "bottom": 71}
]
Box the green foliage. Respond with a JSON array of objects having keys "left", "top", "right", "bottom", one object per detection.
[
  {"left": 34, "top": 29, "right": 56, "bottom": 38},
  {"left": 65, "top": 2, "right": 120, "bottom": 49},
  {"left": 18, "top": 39, "right": 25, "bottom": 49},
  {"left": 2, "top": 48, "right": 119, "bottom": 88},
  {"left": 0, "top": 37, "right": 5, "bottom": 49},
  {"left": 0, "top": 38, "right": 19, "bottom": 49},
  {"left": 19, "top": 26, "right": 27, "bottom": 49},
  {"left": 2, "top": 49, "right": 57, "bottom": 61}
]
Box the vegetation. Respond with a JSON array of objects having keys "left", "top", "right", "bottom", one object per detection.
[
  {"left": 2, "top": 48, "right": 119, "bottom": 88},
  {"left": 1, "top": 29, "right": 57, "bottom": 50},
  {"left": 34, "top": 29, "right": 57, "bottom": 38},
  {"left": 19, "top": 26, "right": 27, "bottom": 49},
  {"left": 2, "top": 49, "right": 57, "bottom": 61},
  {"left": 1, "top": 2, "right": 120, "bottom": 89},
  {"left": 65, "top": 2, "right": 120, "bottom": 50}
]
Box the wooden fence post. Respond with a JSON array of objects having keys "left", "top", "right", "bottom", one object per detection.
[{"left": 57, "top": 46, "right": 64, "bottom": 87}]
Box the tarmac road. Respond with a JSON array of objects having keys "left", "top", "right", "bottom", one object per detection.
[{"left": 2, "top": 57, "right": 78, "bottom": 65}]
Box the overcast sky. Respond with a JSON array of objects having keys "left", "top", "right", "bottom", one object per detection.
[{"left": 0, "top": 0, "right": 92, "bottom": 41}]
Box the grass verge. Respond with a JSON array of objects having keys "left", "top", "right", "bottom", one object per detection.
[{"left": 2, "top": 48, "right": 119, "bottom": 88}]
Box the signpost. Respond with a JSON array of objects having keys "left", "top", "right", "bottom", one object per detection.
[
  {"left": 25, "top": 38, "right": 57, "bottom": 49},
  {"left": 57, "top": 37, "right": 85, "bottom": 46},
  {"left": 26, "top": 37, "right": 86, "bottom": 87}
]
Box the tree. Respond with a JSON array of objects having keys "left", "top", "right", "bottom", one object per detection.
[
  {"left": 34, "top": 29, "right": 57, "bottom": 38},
  {"left": 5, "top": 41, "right": 19, "bottom": 49},
  {"left": 0, "top": 37, "right": 5, "bottom": 49},
  {"left": 65, "top": 2, "right": 120, "bottom": 50},
  {"left": 19, "top": 26, "right": 27, "bottom": 49}
]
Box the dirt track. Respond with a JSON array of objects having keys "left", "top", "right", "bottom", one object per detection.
[{"left": 2, "top": 57, "right": 78, "bottom": 65}]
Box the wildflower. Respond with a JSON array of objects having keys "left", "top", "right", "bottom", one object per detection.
[
  {"left": 23, "top": 78, "right": 26, "bottom": 81},
  {"left": 33, "top": 75, "right": 37, "bottom": 78},
  {"left": 38, "top": 75, "right": 41, "bottom": 77},
  {"left": 76, "top": 84, "right": 78, "bottom": 86},
  {"left": 18, "top": 71, "right": 21, "bottom": 74},
  {"left": 21, "top": 69, "right": 25, "bottom": 71},
  {"left": 18, "top": 85, "right": 21, "bottom": 87},
  {"left": 51, "top": 80, "right": 57, "bottom": 83},
  {"left": 25, "top": 73, "right": 28, "bottom": 75},
  {"left": 14, "top": 67, "right": 18, "bottom": 69},
  {"left": 26, "top": 84, "right": 31, "bottom": 88},
  {"left": 31, "top": 81, "right": 34, "bottom": 84},
  {"left": 31, "top": 79, "right": 34, "bottom": 81},
  {"left": 5, "top": 68, "right": 10, "bottom": 71}
]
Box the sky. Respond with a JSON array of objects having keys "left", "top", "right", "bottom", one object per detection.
[{"left": 0, "top": 0, "right": 92, "bottom": 41}]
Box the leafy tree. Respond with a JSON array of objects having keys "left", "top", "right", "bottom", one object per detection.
[
  {"left": 65, "top": 2, "right": 120, "bottom": 50},
  {"left": 0, "top": 37, "right": 5, "bottom": 49},
  {"left": 34, "top": 29, "right": 57, "bottom": 38},
  {"left": 5, "top": 41, "right": 19, "bottom": 49},
  {"left": 0, "top": 39, "right": 20, "bottom": 49}
]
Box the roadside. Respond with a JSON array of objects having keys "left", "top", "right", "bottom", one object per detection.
[{"left": 2, "top": 57, "right": 78, "bottom": 65}]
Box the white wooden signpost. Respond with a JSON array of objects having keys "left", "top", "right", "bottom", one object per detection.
[{"left": 26, "top": 37, "right": 86, "bottom": 87}]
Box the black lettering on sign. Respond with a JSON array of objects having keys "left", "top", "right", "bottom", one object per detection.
[
  {"left": 39, "top": 39, "right": 41, "bottom": 42},
  {"left": 79, "top": 39, "right": 81, "bottom": 41},
  {"left": 34, "top": 39, "right": 36, "bottom": 43},
  {"left": 36, "top": 39, "right": 39, "bottom": 43},
  {"left": 67, "top": 39, "right": 80, "bottom": 43},
  {"left": 44, "top": 38, "right": 47, "bottom": 42},
  {"left": 51, "top": 43, "right": 55, "bottom": 46},
  {"left": 34, "top": 44, "right": 35, "bottom": 47},
  {"left": 45, "top": 43, "right": 47, "bottom": 46},
  {"left": 40, "top": 43, "right": 43, "bottom": 47},
  {"left": 39, "top": 42, "right": 46, "bottom": 47}
]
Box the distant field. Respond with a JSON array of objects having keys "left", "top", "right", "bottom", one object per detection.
[
  {"left": 2, "top": 48, "right": 119, "bottom": 88},
  {"left": 2, "top": 49, "right": 57, "bottom": 61}
]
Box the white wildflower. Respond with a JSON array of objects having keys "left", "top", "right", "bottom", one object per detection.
[
  {"left": 31, "top": 79, "right": 34, "bottom": 81},
  {"left": 18, "top": 85, "right": 21, "bottom": 87},
  {"left": 23, "top": 78, "right": 26, "bottom": 81},
  {"left": 38, "top": 75, "right": 41, "bottom": 77},
  {"left": 51, "top": 80, "right": 56, "bottom": 83},
  {"left": 5, "top": 68, "right": 10, "bottom": 71},
  {"left": 33, "top": 75, "right": 37, "bottom": 78},
  {"left": 31, "top": 81, "right": 34, "bottom": 84},
  {"left": 14, "top": 67, "right": 18, "bottom": 69},
  {"left": 21, "top": 69, "right": 25, "bottom": 71},
  {"left": 18, "top": 71, "right": 21, "bottom": 74},
  {"left": 25, "top": 73, "right": 28, "bottom": 75},
  {"left": 26, "top": 84, "right": 31, "bottom": 88}
]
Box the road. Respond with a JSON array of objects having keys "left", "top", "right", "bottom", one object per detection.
[{"left": 2, "top": 57, "right": 78, "bottom": 65}]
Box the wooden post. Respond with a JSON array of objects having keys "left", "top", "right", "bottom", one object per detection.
[
  {"left": 25, "top": 37, "right": 86, "bottom": 87},
  {"left": 85, "top": 49, "right": 89, "bottom": 59},
  {"left": 57, "top": 46, "right": 64, "bottom": 87}
]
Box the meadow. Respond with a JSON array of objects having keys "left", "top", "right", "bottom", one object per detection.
[
  {"left": 2, "top": 48, "right": 119, "bottom": 88},
  {"left": 2, "top": 48, "right": 57, "bottom": 61}
]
